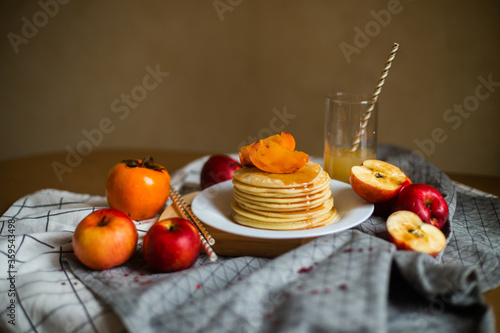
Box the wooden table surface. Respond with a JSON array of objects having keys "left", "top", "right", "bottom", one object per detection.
[{"left": 1, "top": 149, "right": 499, "bottom": 330}]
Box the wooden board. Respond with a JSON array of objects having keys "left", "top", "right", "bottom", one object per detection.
[{"left": 160, "top": 192, "right": 315, "bottom": 258}]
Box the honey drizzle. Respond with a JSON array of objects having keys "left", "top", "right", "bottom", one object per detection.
[{"left": 236, "top": 162, "right": 321, "bottom": 187}]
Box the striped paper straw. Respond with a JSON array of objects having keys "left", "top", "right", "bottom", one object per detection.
[
  {"left": 200, "top": 236, "right": 218, "bottom": 262},
  {"left": 170, "top": 187, "right": 215, "bottom": 245},
  {"left": 169, "top": 188, "right": 218, "bottom": 261},
  {"left": 350, "top": 42, "right": 399, "bottom": 152}
]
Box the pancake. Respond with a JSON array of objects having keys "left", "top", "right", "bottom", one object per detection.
[
  {"left": 232, "top": 170, "right": 331, "bottom": 197},
  {"left": 233, "top": 189, "right": 332, "bottom": 212},
  {"left": 233, "top": 206, "right": 339, "bottom": 230},
  {"left": 231, "top": 161, "right": 339, "bottom": 230},
  {"left": 232, "top": 196, "right": 334, "bottom": 221},
  {"left": 233, "top": 161, "right": 322, "bottom": 188},
  {"left": 233, "top": 186, "right": 331, "bottom": 204}
]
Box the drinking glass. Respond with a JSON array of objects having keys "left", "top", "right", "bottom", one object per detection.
[{"left": 324, "top": 92, "right": 378, "bottom": 183}]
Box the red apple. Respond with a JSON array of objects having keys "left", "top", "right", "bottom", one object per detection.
[
  {"left": 72, "top": 209, "right": 138, "bottom": 270},
  {"left": 200, "top": 155, "right": 242, "bottom": 190},
  {"left": 373, "top": 177, "right": 412, "bottom": 217},
  {"left": 386, "top": 210, "right": 446, "bottom": 257},
  {"left": 143, "top": 217, "right": 201, "bottom": 272},
  {"left": 392, "top": 183, "right": 449, "bottom": 230},
  {"left": 350, "top": 160, "right": 409, "bottom": 203}
]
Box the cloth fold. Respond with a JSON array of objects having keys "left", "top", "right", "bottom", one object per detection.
[
  {"left": 0, "top": 145, "right": 498, "bottom": 333},
  {"left": 388, "top": 251, "right": 493, "bottom": 333}
]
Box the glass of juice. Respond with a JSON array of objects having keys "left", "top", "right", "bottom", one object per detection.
[{"left": 324, "top": 92, "right": 378, "bottom": 183}]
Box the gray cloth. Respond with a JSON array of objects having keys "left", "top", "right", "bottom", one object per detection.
[
  {"left": 66, "top": 229, "right": 494, "bottom": 333},
  {"left": 64, "top": 145, "right": 497, "bottom": 333}
]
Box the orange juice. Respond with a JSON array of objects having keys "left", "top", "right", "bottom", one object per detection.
[{"left": 324, "top": 147, "right": 376, "bottom": 183}]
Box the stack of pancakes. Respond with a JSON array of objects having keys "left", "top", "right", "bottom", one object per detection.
[{"left": 231, "top": 161, "right": 338, "bottom": 230}]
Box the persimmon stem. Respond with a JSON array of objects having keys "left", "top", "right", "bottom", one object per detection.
[
  {"left": 141, "top": 156, "right": 153, "bottom": 167},
  {"left": 122, "top": 156, "right": 165, "bottom": 171}
]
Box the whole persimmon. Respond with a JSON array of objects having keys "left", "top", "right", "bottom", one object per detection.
[{"left": 106, "top": 156, "right": 170, "bottom": 221}]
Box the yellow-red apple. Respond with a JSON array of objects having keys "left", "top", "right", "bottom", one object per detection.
[
  {"left": 143, "top": 218, "right": 201, "bottom": 272},
  {"left": 349, "top": 160, "right": 409, "bottom": 203},
  {"left": 72, "top": 209, "right": 138, "bottom": 270},
  {"left": 387, "top": 210, "right": 446, "bottom": 257},
  {"left": 392, "top": 183, "right": 449, "bottom": 230}
]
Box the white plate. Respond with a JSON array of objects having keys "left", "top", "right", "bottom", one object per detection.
[{"left": 191, "top": 179, "right": 374, "bottom": 239}]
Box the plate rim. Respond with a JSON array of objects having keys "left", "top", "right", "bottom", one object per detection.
[{"left": 192, "top": 179, "right": 374, "bottom": 239}]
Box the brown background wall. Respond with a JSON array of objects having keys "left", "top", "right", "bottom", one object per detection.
[{"left": 1, "top": 0, "right": 499, "bottom": 176}]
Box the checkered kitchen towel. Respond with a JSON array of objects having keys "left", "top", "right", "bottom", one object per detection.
[{"left": 0, "top": 145, "right": 498, "bottom": 332}]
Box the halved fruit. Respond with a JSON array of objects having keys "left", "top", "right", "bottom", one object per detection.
[
  {"left": 386, "top": 210, "right": 446, "bottom": 257},
  {"left": 349, "top": 160, "right": 408, "bottom": 203},
  {"left": 248, "top": 140, "right": 308, "bottom": 174},
  {"left": 239, "top": 132, "right": 295, "bottom": 166}
]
